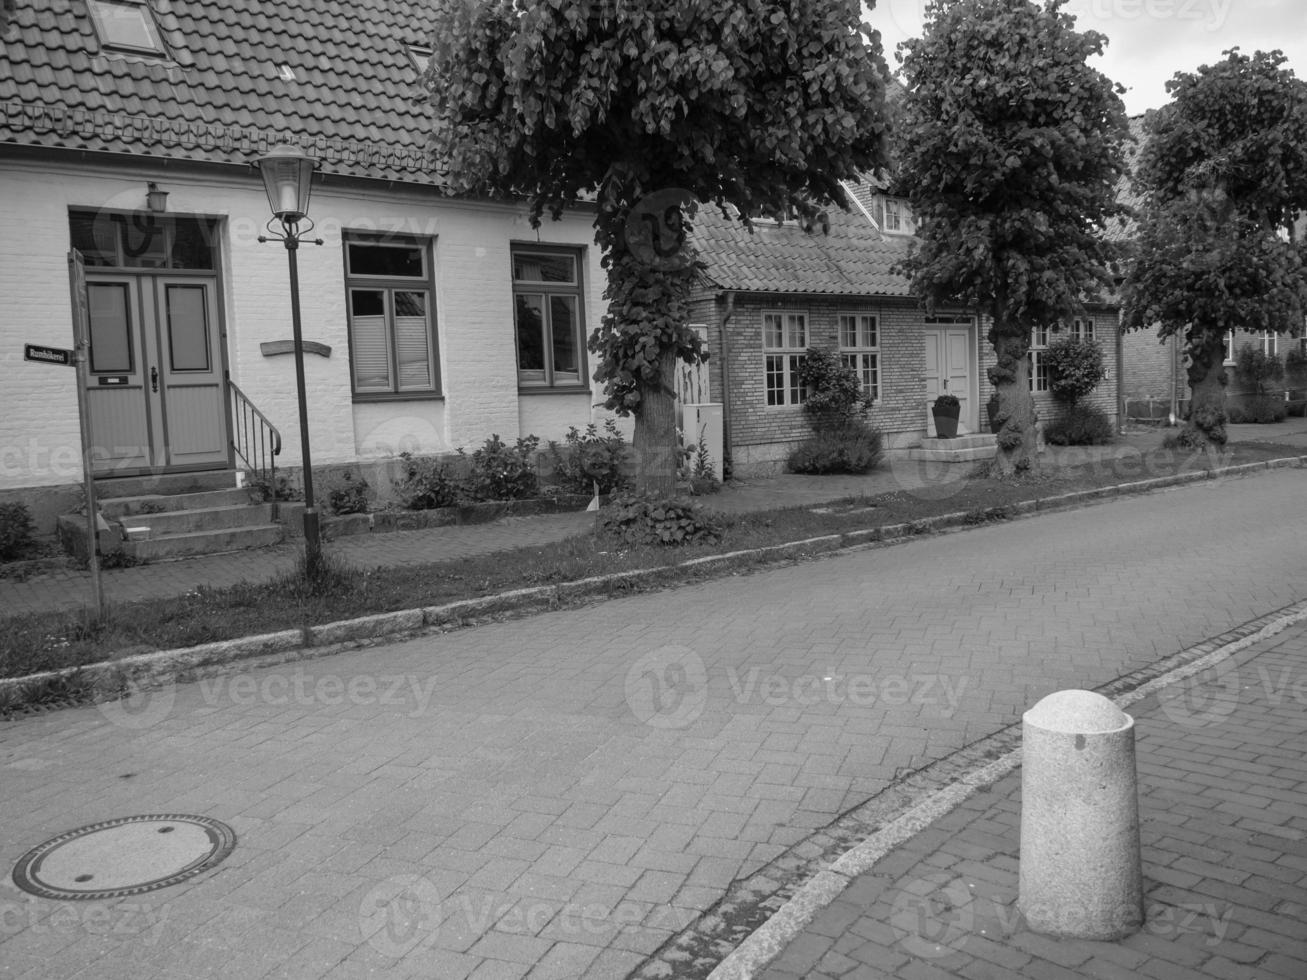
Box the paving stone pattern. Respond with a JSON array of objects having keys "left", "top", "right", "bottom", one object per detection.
[
  {"left": 760, "top": 622, "right": 1307, "bottom": 980},
  {"left": 0, "top": 469, "right": 1304, "bottom": 979}
]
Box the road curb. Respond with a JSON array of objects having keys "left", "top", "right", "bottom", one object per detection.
[{"left": 2, "top": 454, "right": 1304, "bottom": 715}]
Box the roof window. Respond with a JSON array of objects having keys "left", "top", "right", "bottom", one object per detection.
[
  {"left": 88, "top": 0, "right": 166, "bottom": 56},
  {"left": 407, "top": 45, "right": 432, "bottom": 75}
]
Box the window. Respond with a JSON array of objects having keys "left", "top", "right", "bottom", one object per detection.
[
  {"left": 1224, "top": 330, "right": 1235, "bottom": 365},
  {"left": 345, "top": 235, "right": 440, "bottom": 398},
  {"left": 512, "top": 247, "right": 587, "bottom": 388},
  {"left": 69, "top": 212, "right": 216, "bottom": 270},
  {"left": 763, "top": 311, "right": 808, "bottom": 406},
  {"left": 879, "top": 196, "right": 915, "bottom": 235},
  {"left": 407, "top": 45, "right": 432, "bottom": 75},
  {"left": 1068, "top": 318, "right": 1095, "bottom": 343},
  {"left": 1260, "top": 331, "right": 1278, "bottom": 357},
  {"left": 838, "top": 313, "right": 879, "bottom": 402},
  {"left": 88, "top": 0, "right": 166, "bottom": 55},
  {"left": 1030, "top": 325, "right": 1051, "bottom": 392}
]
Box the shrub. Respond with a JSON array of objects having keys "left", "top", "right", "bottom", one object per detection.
[
  {"left": 1042, "top": 404, "right": 1115, "bottom": 446},
  {"left": 462, "top": 434, "right": 540, "bottom": 501},
  {"left": 1163, "top": 426, "right": 1211, "bottom": 450},
  {"left": 1285, "top": 347, "right": 1307, "bottom": 388},
  {"left": 600, "top": 492, "right": 723, "bottom": 546},
  {"left": 248, "top": 474, "right": 301, "bottom": 502},
  {"left": 1046, "top": 336, "right": 1107, "bottom": 405},
  {"left": 1227, "top": 396, "right": 1287, "bottom": 424},
  {"left": 0, "top": 503, "right": 36, "bottom": 562},
  {"left": 787, "top": 421, "right": 884, "bottom": 474},
  {"left": 796, "top": 347, "right": 869, "bottom": 429},
  {"left": 393, "top": 453, "right": 463, "bottom": 510},
  {"left": 546, "top": 420, "right": 631, "bottom": 495},
  {"left": 1234, "top": 343, "right": 1285, "bottom": 398},
  {"left": 324, "top": 470, "right": 371, "bottom": 515}
]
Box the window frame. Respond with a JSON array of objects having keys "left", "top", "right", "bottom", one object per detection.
[
  {"left": 1068, "top": 317, "right": 1096, "bottom": 343},
  {"left": 343, "top": 233, "right": 441, "bottom": 401},
  {"left": 87, "top": 0, "right": 167, "bottom": 56},
  {"left": 838, "top": 312, "right": 879, "bottom": 403},
  {"left": 1030, "top": 324, "right": 1051, "bottom": 393},
  {"left": 762, "top": 310, "right": 809, "bottom": 407},
  {"left": 511, "top": 244, "right": 589, "bottom": 392}
]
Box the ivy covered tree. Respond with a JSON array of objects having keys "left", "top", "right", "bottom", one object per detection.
[
  {"left": 425, "top": 0, "right": 890, "bottom": 493},
  {"left": 894, "top": 0, "right": 1130, "bottom": 473},
  {"left": 1122, "top": 50, "right": 1307, "bottom": 453}
]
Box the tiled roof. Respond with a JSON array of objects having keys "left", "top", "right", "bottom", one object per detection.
[
  {"left": 693, "top": 203, "right": 913, "bottom": 298},
  {"left": 1104, "top": 114, "right": 1152, "bottom": 243},
  {"left": 0, "top": 0, "right": 441, "bottom": 184}
]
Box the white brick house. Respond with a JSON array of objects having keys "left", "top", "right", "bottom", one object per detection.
[{"left": 0, "top": 0, "right": 612, "bottom": 532}]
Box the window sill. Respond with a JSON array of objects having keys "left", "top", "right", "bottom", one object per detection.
[
  {"left": 351, "top": 392, "right": 444, "bottom": 404},
  {"left": 517, "top": 385, "right": 592, "bottom": 396}
]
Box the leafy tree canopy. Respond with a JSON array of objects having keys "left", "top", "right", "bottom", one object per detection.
[
  {"left": 893, "top": 0, "right": 1131, "bottom": 330},
  {"left": 426, "top": 0, "right": 890, "bottom": 234},
  {"left": 1137, "top": 49, "right": 1307, "bottom": 229}
]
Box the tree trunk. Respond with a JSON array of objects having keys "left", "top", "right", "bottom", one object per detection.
[
  {"left": 988, "top": 329, "right": 1039, "bottom": 475},
  {"left": 633, "top": 348, "right": 680, "bottom": 496},
  {"left": 1183, "top": 328, "right": 1228, "bottom": 461}
]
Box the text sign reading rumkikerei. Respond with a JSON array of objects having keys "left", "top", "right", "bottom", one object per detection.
[{"left": 24, "top": 343, "right": 74, "bottom": 366}]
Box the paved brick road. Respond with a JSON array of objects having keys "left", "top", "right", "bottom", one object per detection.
[
  {"left": 0, "top": 468, "right": 1304, "bottom": 979},
  {"left": 760, "top": 617, "right": 1307, "bottom": 980}
]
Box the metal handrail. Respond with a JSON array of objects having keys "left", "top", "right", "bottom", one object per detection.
[{"left": 228, "top": 377, "right": 282, "bottom": 516}]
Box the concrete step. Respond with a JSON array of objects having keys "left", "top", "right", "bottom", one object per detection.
[
  {"left": 92, "top": 469, "right": 241, "bottom": 500},
  {"left": 124, "top": 524, "right": 286, "bottom": 562},
  {"left": 908, "top": 432, "right": 998, "bottom": 463},
  {"left": 907, "top": 444, "right": 998, "bottom": 463},
  {"left": 99, "top": 488, "right": 262, "bottom": 519},
  {"left": 117, "top": 503, "right": 276, "bottom": 537}
]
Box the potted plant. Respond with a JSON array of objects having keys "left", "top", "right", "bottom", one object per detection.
[{"left": 932, "top": 393, "right": 961, "bottom": 438}]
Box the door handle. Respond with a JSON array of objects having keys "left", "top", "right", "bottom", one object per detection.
[{"left": 151, "top": 366, "right": 158, "bottom": 393}]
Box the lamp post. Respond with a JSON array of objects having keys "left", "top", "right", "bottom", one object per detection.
[{"left": 256, "top": 144, "right": 324, "bottom": 566}]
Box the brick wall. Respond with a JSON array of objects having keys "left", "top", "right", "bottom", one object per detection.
[
  {"left": 693, "top": 288, "right": 1124, "bottom": 469},
  {"left": 0, "top": 158, "right": 614, "bottom": 518}
]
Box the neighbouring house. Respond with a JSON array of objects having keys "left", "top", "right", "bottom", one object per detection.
[
  {"left": 0, "top": 0, "right": 613, "bottom": 536},
  {"left": 687, "top": 187, "right": 1124, "bottom": 473}
]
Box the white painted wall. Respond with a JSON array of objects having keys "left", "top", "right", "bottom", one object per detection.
[{"left": 0, "top": 158, "right": 614, "bottom": 494}]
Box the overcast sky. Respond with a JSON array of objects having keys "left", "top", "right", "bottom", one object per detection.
[{"left": 870, "top": 0, "right": 1307, "bottom": 116}]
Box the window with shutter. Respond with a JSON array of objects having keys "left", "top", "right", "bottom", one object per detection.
[{"left": 344, "top": 236, "right": 440, "bottom": 399}]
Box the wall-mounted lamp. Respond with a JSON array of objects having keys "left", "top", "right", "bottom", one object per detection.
[{"left": 146, "top": 182, "right": 169, "bottom": 213}]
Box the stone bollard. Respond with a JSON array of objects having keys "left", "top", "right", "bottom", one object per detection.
[{"left": 1018, "top": 689, "right": 1143, "bottom": 939}]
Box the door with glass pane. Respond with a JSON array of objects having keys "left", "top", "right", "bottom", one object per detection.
[{"left": 84, "top": 274, "right": 227, "bottom": 475}]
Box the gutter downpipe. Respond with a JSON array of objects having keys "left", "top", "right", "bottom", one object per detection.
[
  {"left": 719, "top": 290, "right": 736, "bottom": 466},
  {"left": 1117, "top": 307, "right": 1126, "bottom": 435}
]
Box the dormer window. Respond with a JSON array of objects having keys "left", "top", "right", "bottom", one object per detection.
[
  {"left": 88, "top": 0, "right": 166, "bottom": 56},
  {"left": 880, "top": 196, "right": 915, "bottom": 235},
  {"left": 407, "top": 45, "right": 432, "bottom": 75}
]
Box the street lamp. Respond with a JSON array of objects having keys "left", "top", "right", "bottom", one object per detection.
[{"left": 256, "top": 144, "right": 324, "bottom": 566}]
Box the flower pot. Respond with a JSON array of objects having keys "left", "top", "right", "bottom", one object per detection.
[{"left": 932, "top": 405, "right": 960, "bottom": 439}]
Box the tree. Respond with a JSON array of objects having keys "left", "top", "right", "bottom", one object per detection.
[
  {"left": 426, "top": 0, "right": 890, "bottom": 494},
  {"left": 893, "top": 0, "right": 1130, "bottom": 473},
  {"left": 1122, "top": 50, "right": 1307, "bottom": 453}
]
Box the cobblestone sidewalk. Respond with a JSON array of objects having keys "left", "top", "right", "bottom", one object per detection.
[{"left": 758, "top": 618, "right": 1307, "bottom": 980}]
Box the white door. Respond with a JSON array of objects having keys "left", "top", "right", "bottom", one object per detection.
[{"left": 923, "top": 326, "right": 976, "bottom": 436}]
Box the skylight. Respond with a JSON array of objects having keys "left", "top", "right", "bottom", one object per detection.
[
  {"left": 407, "top": 45, "right": 432, "bottom": 76},
  {"left": 88, "top": 0, "right": 166, "bottom": 56}
]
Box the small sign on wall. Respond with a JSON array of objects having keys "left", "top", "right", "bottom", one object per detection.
[{"left": 24, "top": 343, "right": 74, "bottom": 366}]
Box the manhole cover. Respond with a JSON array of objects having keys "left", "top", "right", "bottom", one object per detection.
[{"left": 11, "top": 814, "right": 236, "bottom": 900}]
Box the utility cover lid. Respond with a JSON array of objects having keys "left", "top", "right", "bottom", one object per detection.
[{"left": 11, "top": 814, "right": 236, "bottom": 900}]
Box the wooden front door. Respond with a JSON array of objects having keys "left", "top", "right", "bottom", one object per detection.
[
  {"left": 84, "top": 274, "right": 228, "bottom": 475},
  {"left": 923, "top": 322, "right": 977, "bottom": 436}
]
